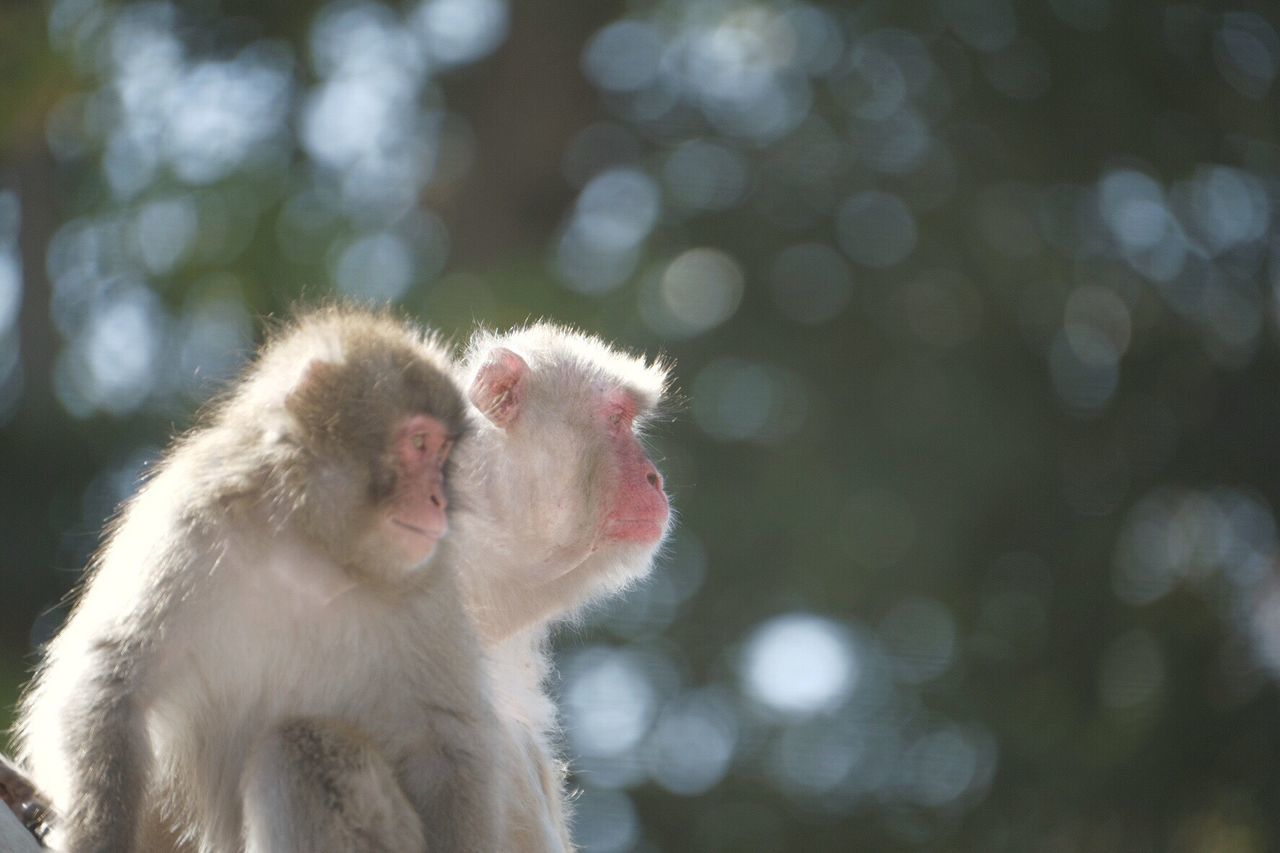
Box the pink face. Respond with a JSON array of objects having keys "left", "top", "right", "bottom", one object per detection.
[
  {"left": 388, "top": 413, "right": 454, "bottom": 563},
  {"left": 470, "top": 346, "right": 670, "bottom": 550},
  {"left": 598, "top": 390, "right": 669, "bottom": 544}
]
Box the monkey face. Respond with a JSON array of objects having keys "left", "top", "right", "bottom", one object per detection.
[
  {"left": 383, "top": 413, "right": 454, "bottom": 566},
  {"left": 274, "top": 314, "right": 469, "bottom": 583},
  {"left": 595, "top": 388, "right": 669, "bottom": 545},
  {"left": 468, "top": 342, "right": 671, "bottom": 583}
]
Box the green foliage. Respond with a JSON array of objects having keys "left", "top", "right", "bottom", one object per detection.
[{"left": 3, "top": 0, "right": 1280, "bottom": 850}]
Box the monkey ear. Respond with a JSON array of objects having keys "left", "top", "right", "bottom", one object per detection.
[
  {"left": 285, "top": 359, "right": 340, "bottom": 425},
  {"left": 470, "top": 347, "right": 528, "bottom": 429}
]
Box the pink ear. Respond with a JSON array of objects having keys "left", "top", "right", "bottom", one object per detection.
[{"left": 469, "top": 347, "right": 529, "bottom": 428}]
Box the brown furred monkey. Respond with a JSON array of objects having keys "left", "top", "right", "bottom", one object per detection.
[
  {"left": 452, "top": 324, "right": 673, "bottom": 849},
  {"left": 14, "top": 308, "right": 504, "bottom": 853}
]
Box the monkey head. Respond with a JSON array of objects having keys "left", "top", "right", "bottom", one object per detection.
[
  {"left": 461, "top": 324, "right": 671, "bottom": 602},
  {"left": 255, "top": 310, "right": 469, "bottom": 583}
]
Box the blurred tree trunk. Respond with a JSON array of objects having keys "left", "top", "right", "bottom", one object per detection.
[
  {"left": 0, "top": 5, "right": 74, "bottom": 651},
  {"left": 439, "top": 0, "right": 623, "bottom": 266},
  {"left": 0, "top": 134, "right": 66, "bottom": 651},
  {"left": 12, "top": 136, "right": 57, "bottom": 425},
  {"left": 0, "top": 2, "right": 62, "bottom": 423}
]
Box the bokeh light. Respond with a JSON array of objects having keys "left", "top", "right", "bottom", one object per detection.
[
  {"left": 6, "top": 0, "right": 1280, "bottom": 849},
  {"left": 740, "top": 613, "right": 857, "bottom": 717},
  {"left": 769, "top": 243, "right": 852, "bottom": 325},
  {"left": 835, "top": 191, "right": 917, "bottom": 268}
]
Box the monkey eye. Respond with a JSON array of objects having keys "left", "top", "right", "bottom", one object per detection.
[{"left": 412, "top": 434, "right": 427, "bottom": 451}]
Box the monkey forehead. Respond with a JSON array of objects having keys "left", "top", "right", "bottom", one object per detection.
[
  {"left": 466, "top": 323, "right": 670, "bottom": 411},
  {"left": 269, "top": 306, "right": 454, "bottom": 372},
  {"left": 235, "top": 307, "right": 460, "bottom": 420}
]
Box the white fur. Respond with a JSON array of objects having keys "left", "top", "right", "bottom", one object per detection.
[
  {"left": 12, "top": 317, "right": 669, "bottom": 853},
  {"left": 453, "top": 322, "right": 674, "bottom": 850}
]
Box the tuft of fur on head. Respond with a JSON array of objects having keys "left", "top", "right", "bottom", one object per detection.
[
  {"left": 463, "top": 322, "right": 673, "bottom": 426},
  {"left": 230, "top": 305, "right": 463, "bottom": 434}
]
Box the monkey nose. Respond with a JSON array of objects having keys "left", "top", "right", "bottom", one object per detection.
[
  {"left": 430, "top": 491, "right": 446, "bottom": 509},
  {"left": 646, "top": 467, "right": 663, "bottom": 491}
]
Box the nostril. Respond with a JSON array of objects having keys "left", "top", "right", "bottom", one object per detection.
[
  {"left": 647, "top": 470, "right": 662, "bottom": 489},
  {"left": 430, "top": 493, "right": 443, "bottom": 508}
]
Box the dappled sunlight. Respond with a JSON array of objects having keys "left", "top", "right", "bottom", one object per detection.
[
  {"left": 741, "top": 613, "right": 857, "bottom": 717},
  {"left": 645, "top": 248, "right": 744, "bottom": 339},
  {"left": 646, "top": 687, "right": 739, "bottom": 796},
  {"left": 53, "top": 283, "right": 165, "bottom": 417},
  {"left": 690, "top": 358, "right": 807, "bottom": 445},
  {"left": 0, "top": 192, "right": 20, "bottom": 426},
  {"left": 4, "top": 0, "right": 1280, "bottom": 849}
]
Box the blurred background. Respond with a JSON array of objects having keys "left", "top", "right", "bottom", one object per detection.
[{"left": 2, "top": 0, "right": 1280, "bottom": 849}]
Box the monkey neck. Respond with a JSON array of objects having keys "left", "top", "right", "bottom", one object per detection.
[
  {"left": 453, "top": 434, "right": 657, "bottom": 642},
  {"left": 457, "top": 541, "right": 592, "bottom": 644},
  {"left": 448, "top": 449, "right": 579, "bottom": 641},
  {"left": 454, "top": 520, "right": 653, "bottom": 647}
]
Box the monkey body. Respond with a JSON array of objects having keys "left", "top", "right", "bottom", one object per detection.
[
  {"left": 481, "top": 632, "right": 570, "bottom": 851},
  {"left": 31, "top": 496, "right": 491, "bottom": 851},
  {"left": 17, "top": 309, "right": 501, "bottom": 853},
  {"left": 454, "top": 324, "right": 674, "bottom": 851}
]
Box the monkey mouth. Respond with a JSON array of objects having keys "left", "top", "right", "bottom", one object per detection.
[
  {"left": 392, "top": 519, "right": 446, "bottom": 539},
  {"left": 602, "top": 516, "right": 668, "bottom": 542}
]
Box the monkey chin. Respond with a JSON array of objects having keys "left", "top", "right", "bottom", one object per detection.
[
  {"left": 576, "top": 525, "right": 670, "bottom": 601},
  {"left": 386, "top": 518, "right": 448, "bottom": 572}
]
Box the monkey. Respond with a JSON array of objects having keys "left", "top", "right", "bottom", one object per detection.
[
  {"left": 449, "top": 323, "right": 674, "bottom": 849},
  {"left": 5, "top": 318, "right": 672, "bottom": 851},
  {"left": 13, "top": 307, "right": 504, "bottom": 853}
]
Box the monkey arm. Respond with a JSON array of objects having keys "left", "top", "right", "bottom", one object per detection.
[
  {"left": 46, "top": 536, "right": 206, "bottom": 852},
  {"left": 398, "top": 716, "right": 504, "bottom": 853},
  {"left": 242, "top": 717, "right": 425, "bottom": 853},
  {"left": 21, "top": 511, "right": 201, "bottom": 853},
  {"left": 53, "top": 641, "right": 154, "bottom": 853}
]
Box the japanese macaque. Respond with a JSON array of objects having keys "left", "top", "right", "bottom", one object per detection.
[
  {"left": 451, "top": 324, "right": 673, "bottom": 848},
  {"left": 13, "top": 308, "right": 503, "bottom": 852}
]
